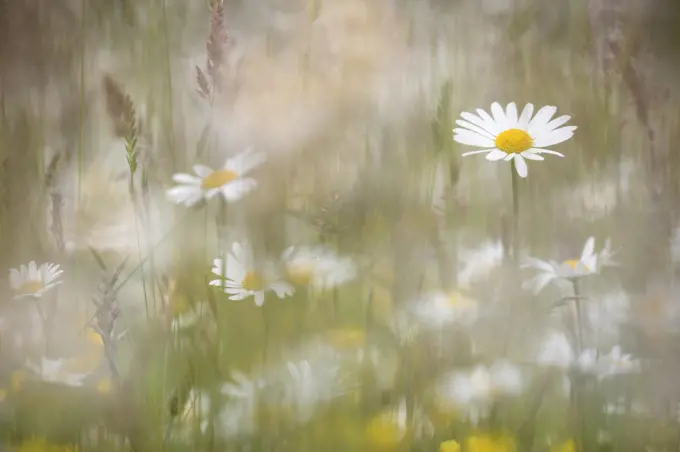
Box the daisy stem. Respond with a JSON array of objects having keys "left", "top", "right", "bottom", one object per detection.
[
  {"left": 510, "top": 163, "right": 520, "bottom": 265},
  {"left": 262, "top": 304, "right": 270, "bottom": 365},
  {"left": 571, "top": 278, "right": 585, "bottom": 452}
]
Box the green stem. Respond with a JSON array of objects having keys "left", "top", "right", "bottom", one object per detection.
[
  {"left": 510, "top": 163, "right": 520, "bottom": 265},
  {"left": 571, "top": 278, "right": 585, "bottom": 452}
]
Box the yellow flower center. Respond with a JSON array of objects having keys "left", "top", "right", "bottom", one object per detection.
[
  {"left": 495, "top": 129, "right": 533, "bottom": 154},
  {"left": 17, "top": 279, "right": 44, "bottom": 295},
  {"left": 96, "top": 379, "right": 112, "bottom": 394},
  {"left": 563, "top": 259, "right": 589, "bottom": 272},
  {"left": 200, "top": 169, "right": 238, "bottom": 190},
  {"left": 241, "top": 271, "right": 263, "bottom": 291},
  {"left": 286, "top": 264, "right": 314, "bottom": 286}
]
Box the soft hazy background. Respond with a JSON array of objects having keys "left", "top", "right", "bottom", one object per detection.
[{"left": 2, "top": 0, "right": 680, "bottom": 450}]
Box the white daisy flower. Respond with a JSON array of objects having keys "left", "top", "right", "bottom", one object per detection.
[
  {"left": 9, "top": 261, "right": 63, "bottom": 299},
  {"left": 437, "top": 362, "right": 523, "bottom": 423},
  {"left": 522, "top": 236, "right": 615, "bottom": 294},
  {"left": 218, "top": 371, "right": 263, "bottom": 438},
  {"left": 276, "top": 359, "right": 347, "bottom": 423},
  {"left": 166, "top": 148, "right": 265, "bottom": 207},
  {"left": 458, "top": 240, "right": 504, "bottom": 287},
  {"left": 209, "top": 241, "right": 294, "bottom": 306},
  {"left": 410, "top": 291, "right": 479, "bottom": 328},
  {"left": 453, "top": 102, "right": 576, "bottom": 178},
  {"left": 25, "top": 357, "right": 91, "bottom": 387},
  {"left": 536, "top": 331, "right": 575, "bottom": 369},
  {"left": 577, "top": 346, "right": 639, "bottom": 380},
  {"left": 282, "top": 246, "right": 357, "bottom": 290}
]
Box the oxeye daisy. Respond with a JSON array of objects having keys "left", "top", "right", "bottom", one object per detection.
[
  {"left": 522, "top": 236, "right": 616, "bottom": 294},
  {"left": 9, "top": 261, "right": 63, "bottom": 299},
  {"left": 453, "top": 102, "right": 576, "bottom": 178},
  {"left": 166, "top": 148, "right": 265, "bottom": 207},
  {"left": 281, "top": 246, "right": 357, "bottom": 290},
  {"left": 210, "top": 242, "right": 294, "bottom": 306}
]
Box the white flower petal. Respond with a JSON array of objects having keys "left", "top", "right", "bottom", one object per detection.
[
  {"left": 193, "top": 165, "right": 214, "bottom": 178},
  {"left": 543, "top": 115, "right": 571, "bottom": 132},
  {"left": 517, "top": 103, "right": 534, "bottom": 130},
  {"left": 490, "top": 102, "right": 508, "bottom": 130},
  {"left": 455, "top": 120, "right": 496, "bottom": 139},
  {"left": 172, "top": 173, "right": 202, "bottom": 185},
  {"left": 453, "top": 130, "right": 496, "bottom": 147},
  {"left": 461, "top": 148, "right": 496, "bottom": 157},
  {"left": 486, "top": 150, "right": 508, "bottom": 161},
  {"left": 505, "top": 102, "right": 518, "bottom": 128},
  {"left": 221, "top": 179, "right": 258, "bottom": 202},
  {"left": 520, "top": 151, "right": 544, "bottom": 161},
  {"left": 513, "top": 155, "right": 528, "bottom": 178},
  {"left": 532, "top": 127, "right": 576, "bottom": 148},
  {"left": 528, "top": 105, "right": 557, "bottom": 132},
  {"left": 460, "top": 111, "right": 500, "bottom": 135},
  {"left": 476, "top": 108, "right": 502, "bottom": 134},
  {"left": 530, "top": 148, "right": 565, "bottom": 157},
  {"left": 254, "top": 291, "right": 265, "bottom": 306}
]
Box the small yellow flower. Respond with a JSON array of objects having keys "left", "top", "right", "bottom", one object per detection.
[
  {"left": 466, "top": 434, "right": 516, "bottom": 452},
  {"left": 96, "top": 378, "right": 112, "bottom": 395},
  {"left": 440, "top": 439, "right": 461, "bottom": 452},
  {"left": 11, "top": 370, "right": 28, "bottom": 392},
  {"left": 551, "top": 439, "right": 576, "bottom": 452},
  {"left": 326, "top": 328, "right": 366, "bottom": 349},
  {"left": 364, "top": 415, "right": 405, "bottom": 450},
  {"left": 17, "top": 438, "right": 78, "bottom": 452}
]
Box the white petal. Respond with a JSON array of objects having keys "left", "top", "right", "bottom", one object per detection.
[
  {"left": 476, "top": 108, "right": 502, "bottom": 134},
  {"left": 528, "top": 105, "right": 557, "bottom": 132},
  {"left": 517, "top": 103, "right": 534, "bottom": 130},
  {"left": 221, "top": 179, "right": 258, "bottom": 202},
  {"left": 532, "top": 127, "right": 576, "bottom": 148},
  {"left": 270, "top": 281, "right": 295, "bottom": 299},
  {"left": 521, "top": 151, "right": 544, "bottom": 161},
  {"left": 454, "top": 120, "right": 495, "bottom": 139},
  {"left": 543, "top": 115, "right": 571, "bottom": 132},
  {"left": 513, "top": 155, "right": 528, "bottom": 178},
  {"left": 522, "top": 257, "right": 555, "bottom": 273},
  {"left": 490, "top": 102, "right": 508, "bottom": 130},
  {"left": 453, "top": 130, "right": 495, "bottom": 147},
  {"left": 505, "top": 102, "right": 518, "bottom": 128},
  {"left": 504, "top": 153, "right": 516, "bottom": 161},
  {"left": 460, "top": 111, "right": 501, "bottom": 135},
  {"left": 254, "top": 292, "right": 265, "bottom": 306},
  {"left": 166, "top": 186, "right": 204, "bottom": 207},
  {"left": 486, "top": 150, "right": 508, "bottom": 161},
  {"left": 530, "top": 148, "right": 565, "bottom": 157},
  {"left": 225, "top": 148, "right": 266, "bottom": 176},
  {"left": 581, "top": 237, "right": 596, "bottom": 261},
  {"left": 172, "top": 173, "right": 201, "bottom": 185},
  {"left": 461, "top": 148, "right": 496, "bottom": 157},
  {"left": 28, "top": 261, "right": 38, "bottom": 277},
  {"left": 193, "top": 164, "right": 214, "bottom": 178},
  {"left": 9, "top": 269, "right": 21, "bottom": 289}
]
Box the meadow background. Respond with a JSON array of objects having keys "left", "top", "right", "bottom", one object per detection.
[{"left": 1, "top": 0, "right": 680, "bottom": 450}]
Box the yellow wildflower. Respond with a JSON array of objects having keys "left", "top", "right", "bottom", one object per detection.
[
  {"left": 552, "top": 439, "right": 576, "bottom": 452},
  {"left": 440, "top": 439, "right": 461, "bottom": 452},
  {"left": 17, "top": 438, "right": 78, "bottom": 451},
  {"left": 11, "top": 370, "right": 28, "bottom": 392},
  {"left": 364, "top": 415, "right": 405, "bottom": 450},
  {"left": 466, "top": 434, "right": 516, "bottom": 452}
]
